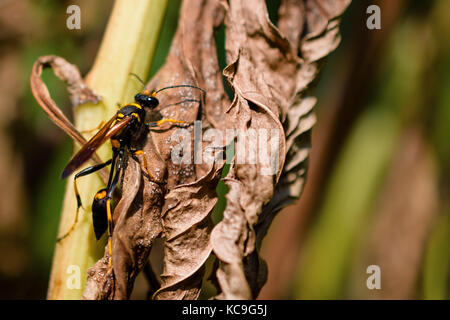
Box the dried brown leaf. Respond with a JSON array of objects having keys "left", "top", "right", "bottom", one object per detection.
[
  {"left": 30, "top": 55, "right": 107, "bottom": 181},
  {"left": 256, "top": 0, "right": 351, "bottom": 242},
  {"left": 211, "top": 0, "right": 350, "bottom": 299},
  {"left": 149, "top": 0, "right": 228, "bottom": 300}
]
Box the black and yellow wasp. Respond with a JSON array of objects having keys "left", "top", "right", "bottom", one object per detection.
[{"left": 58, "top": 77, "right": 204, "bottom": 267}]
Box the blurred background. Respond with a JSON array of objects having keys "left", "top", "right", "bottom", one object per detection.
[{"left": 0, "top": 0, "right": 449, "bottom": 299}]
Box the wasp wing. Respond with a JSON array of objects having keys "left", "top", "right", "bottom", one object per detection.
[{"left": 61, "top": 115, "right": 131, "bottom": 178}]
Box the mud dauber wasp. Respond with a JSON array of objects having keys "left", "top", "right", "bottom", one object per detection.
[{"left": 58, "top": 74, "right": 205, "bottom": 268}]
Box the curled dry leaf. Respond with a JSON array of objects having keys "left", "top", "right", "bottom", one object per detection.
[
  {"left": 257, "top": 0, "right": 351, "bottom": 244},
  {"left": 211, "top": 0, "right": 351, "bottom": 299},
  {"left": 30, "top": 55, "right": 108, "bottom": 182},
  {"left": 259, "top": 0, "right": 351, "bottom": 244}
]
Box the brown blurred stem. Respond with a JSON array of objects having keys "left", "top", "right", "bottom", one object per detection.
[{"left": 259, "top": 0, "right": 406, "bottom": 299}]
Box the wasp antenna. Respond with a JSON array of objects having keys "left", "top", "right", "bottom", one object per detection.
[
  {"left": 129, "top": 73, "right": 146, "bottom": 90},
  {"left": 155, "top": 84, "right": 206, "bottom": 95},
  {"left": 156, "top": 85, "right": 206, "bottom": 110}
]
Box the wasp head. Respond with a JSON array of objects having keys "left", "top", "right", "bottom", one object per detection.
[{"left": 135, "top": 90, "right": 159, "bottom": 109}]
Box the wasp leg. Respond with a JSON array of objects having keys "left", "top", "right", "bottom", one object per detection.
[
  {"left": 57, "top": 159, "right": 113, "bottom": 242},
  {"left": 131, "top": 150, "right": 164, "bottom": 184},
  {"left": 106, "top": 197, "right": 114, "bottom": 267},
  {"left": 104, "top": 150, "right": 124, "bottom": 268},
  {"left": 147, "top": 118, "right": 186, "bottom": 128},
  {"left": 80, "top": 120, "right": 107, "bottom": 134}
]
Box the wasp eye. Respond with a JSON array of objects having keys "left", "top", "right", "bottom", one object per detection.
[{"left": 146, "top": 96, "right": 159, "bottom": 108}]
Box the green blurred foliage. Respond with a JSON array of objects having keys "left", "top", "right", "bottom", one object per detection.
[{"left": 149, "top": 0, "right": 182, "bottom": 79}]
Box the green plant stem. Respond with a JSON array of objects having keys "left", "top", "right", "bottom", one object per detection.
[{"left": 47, "top": 0, "right": 168, "bottom": 300}]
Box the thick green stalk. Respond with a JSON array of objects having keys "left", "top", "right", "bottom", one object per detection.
[{"left": 47, "top": 0, "right": 168, "bottom": 300}]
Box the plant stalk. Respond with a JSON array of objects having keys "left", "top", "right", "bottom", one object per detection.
[{"left": 47, "top": 0, "right": 168, "bottom": 299}]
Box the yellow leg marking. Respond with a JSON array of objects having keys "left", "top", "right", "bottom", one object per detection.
[
  {"left": 106, "top": 199, "right": 113, "bottom": 267},
  {"left": 156, "top": 118, "right": 185, "bottom": 126},
  {"left": 131, "top": 112, "right": 141, "bottom": 122},
  {"left": 134, "top": 150, "right": 161, "bottom": 183}
]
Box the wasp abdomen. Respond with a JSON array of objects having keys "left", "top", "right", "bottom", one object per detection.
[{"left": 92, "top": 188, "right": 108, "bottom": 240}]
